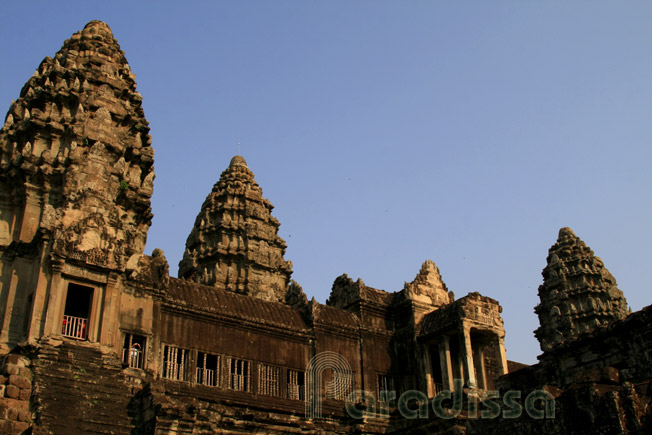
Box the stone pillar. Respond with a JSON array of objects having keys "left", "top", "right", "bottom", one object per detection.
[
  {"left": 0, "top": 262, "right": 12, "bottom": 348},
  {"left": 457, "top": 348, "right": 464, "bottom": 386},
  {"left": 460, "top": 324, "right": 477, "bottom": 389},
  {"left": 423, "top": 344, "right": 435, "bottom": 398},
  {"left": 496, "top": 335, "right": 509, "bottom": 376},
  {"left": 0, "top": 256, "right": 38, "bottom": 346},
  {"left": 438, "top": 335, "right": 454, "bottom": 391},
  {"left": 474, "top": 343, "right": 486, "bottom": 390},
  {"left": 99, "top": 273, "right": 120, "bottom": 347},
  {"left": 27, "top": 237, "right": 52, "bottom": 341},
  {"left": 43, "top": 262, "right": 66, "bottom": 337},
  {"left": 0, "top": 267, "right": 20, "bottom": 346},
  {"left": 87, "top": 283, "right": 105, "bottom": 343},
  {"left": 18, "top": 184, "right": 41, "bottom": 243}
]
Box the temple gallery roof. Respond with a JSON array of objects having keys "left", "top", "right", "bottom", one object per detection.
[{"left": 166, "top": 277, "right": 308, "bottom": 332}]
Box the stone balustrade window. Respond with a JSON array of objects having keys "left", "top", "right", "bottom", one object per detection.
[
  {"left": 196, "top": 352, "right": 220, "bottom": 387},
  {"left": 227, "top": 357, "right": 250, "bottom": 392},
  {"left": 258, "top": 364, "right": 281, "bottom": 397},
  {"left": 330, "top": 370, "right": 353, "bottom": 401},
  {"left": 61, "top": 283, "right": 94, "bottom": 340},
  {"left": 122, "top": 333, "right": 146, "bottom": 369},
  {"left": 162, "top": 345, "right": 190, "bottom": 381},
  {"left": 377, "top": 374, "right": 395, "bottom": 405},
  {"left": 287, "top": 369, "right": 305, "bottom": 401}
]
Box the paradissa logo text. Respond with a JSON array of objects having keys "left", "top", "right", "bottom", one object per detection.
[{"left": 345, "top": 380, "right": 555, "bottom": 420}]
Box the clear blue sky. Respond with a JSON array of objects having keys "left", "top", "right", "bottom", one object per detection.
[{"left": 2, "top": 1, "right": 651, "bottom": 364}]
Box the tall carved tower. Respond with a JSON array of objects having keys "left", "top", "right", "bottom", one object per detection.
[
  {"left": 179, "top": 155, "right": 292, "bottom": 302},
  {"left": 0, "top": 21, "right": 154, "bottom": 348},
  {"left": 534, "top": 227, "right": 629, "bottom": 352}
]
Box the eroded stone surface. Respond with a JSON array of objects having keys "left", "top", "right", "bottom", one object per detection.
[
  {"left": 0, "top": 20, "right": 154, "bottom": 270},
  {"left": 534, "top": 227, "right": 629, "bottom": 352},
  {"left": 178, "top": 155, "right": 292, "bottom": 302}
]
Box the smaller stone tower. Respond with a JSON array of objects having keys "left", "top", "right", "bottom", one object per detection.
[
  {"left": 534, "top": 227, "right": 629, "bottom": 352},
  {"left": 178, "top": 155, "right": 292, "bottom": 302}
]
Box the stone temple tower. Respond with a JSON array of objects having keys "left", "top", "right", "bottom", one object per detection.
[
  {"left": 534, "top": 227, "right": 629, "bottom": 352},
  {"left": 178, "top": 155, "right": 292, "bottom": 302},
  {"left": 0, "top": 20, "right": 155, "bottom": 349}
]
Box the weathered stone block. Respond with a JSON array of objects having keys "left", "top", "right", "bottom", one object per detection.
[
  {"left": 18, "top": 367, "right": 32, "bottom": 381},
  {"left": 8, "top": 375, "right": 30, "bottom": 390},
  {"left": 0, "top": 421, "right": 11, "bottom": 433},
  {"left": 0, "top": 397, "right": 29, "bottom": 411},
  {"left": 17, "top": 388, "right": 30, "bottom": 401},
  {"left": 0, "top": 385, "right": 4, "bottom": 398},
  {"left": 5, "top": 355, "right": 25, "bottom": 368},
  {"left": 2, "top": 364, "right": 18, "bottom": 376},
  {"left": 12, "top": 421, "right": 29, "bottom": 432},
  {"left": 8, "top": 406, "right": 18, "bottom": 420},
  {"left": 4, "top": 385, "right": 18, "bottom": 399},
  {"left": 17, "top": 409, "right": 30, "bottom": 422}
]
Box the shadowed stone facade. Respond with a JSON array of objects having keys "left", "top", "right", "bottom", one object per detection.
[{"left": 0, "top": 20, "right": 650, "bottom": 434}]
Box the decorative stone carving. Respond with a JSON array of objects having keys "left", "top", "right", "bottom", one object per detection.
[
  {"left": 149, "top": 248, "right": 170, "bottom": 288},
  {"left": 327, "top": 274, "right": 363, "bottom": 310},
  {"left": 127, "top": 248, "right": 170, "bottom": 290},
  {"left": 285, "top": 279, "right": 308, "bottom": 311},
  {"left": 284, "top": 279, "right": 311, "bottom": 323},
  {"left": 178, "top": 155, "right": 292, "bottom": 302},
  {"left": 534, "top": 227, "right": 629, "bottom": 352},
  {"left": 403, "top": 260, "right": 454, "bottom": 307},
  {"left": 0, "top": 21, "right": 154, "bottom": 270}
]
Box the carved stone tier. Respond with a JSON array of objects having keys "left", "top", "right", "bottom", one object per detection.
[
  {"left": 178, "top": 155, "right": 292, "bottom": 302},
  {"left": 534, "top": 227, "right": 629, "bottom": 352},
  {"left": 0, "top": 20, "right": 154, "bottom": 270}
]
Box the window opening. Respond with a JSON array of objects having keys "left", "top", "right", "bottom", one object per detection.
[
  {"left": 287, "top": 369, "right": 305, "bottom": 401},
  {"left": 258, "top": 364, "right": 281, "bottom": 397},
  {"left": 122, "top": 334, "right": 146, "bottom": 369},
  {"left": 430, "top": 345, "right": 444, "bottom": 394},
  {"left": 62, "top": 283, "right": 93, "bottom": 340},
  {"left": 330, "top": 370, "right": 353, "bottom": 401},
  {"left": 377, "top": 374, "right": 395, "bottom": 405},
  {"left": 196, "top": 352, "right": 220, "bottom": 387},
  {"left": 227, "top": 358, "right": 250, "bottom": 392},
  {"left": 162, "top": 345, "right": 190, "bottom": 381}
]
